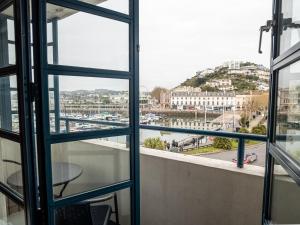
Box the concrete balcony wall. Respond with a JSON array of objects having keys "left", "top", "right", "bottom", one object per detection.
[{"left": 140, "top": 148, "right": 265, "bottom": 225}]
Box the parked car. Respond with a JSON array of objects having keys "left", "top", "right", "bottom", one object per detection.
[{"left": 232, "top": 153, "right": 258, "bottom": 164}]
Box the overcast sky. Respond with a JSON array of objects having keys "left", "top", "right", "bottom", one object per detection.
[
  {"left": 54, "top": 0, "right": 272, "bottom": 91},
  {"left": 140, "top": 0, "right": 272, "bottom": 91}
]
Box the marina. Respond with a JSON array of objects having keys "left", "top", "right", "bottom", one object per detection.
[{"left": 48, "top": 110, "right": 245, "bottom": 152}]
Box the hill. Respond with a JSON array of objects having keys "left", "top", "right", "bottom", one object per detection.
[{"left": 180, "top": 61, "right": 269, "bottom": 92}]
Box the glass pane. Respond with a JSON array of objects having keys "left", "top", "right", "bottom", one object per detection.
[
  {"left": 0, "top": 138, "right": 23, "bottom": 196},
  {"left": 46, "top": 4, "right": 129, "bottom": 71},
  {"left": 48, "top": 75, "right": 129, "bottom": 133},
  {"left": 279, "top": 0, "right": 300, "bottom": 54},
  {"left": 54, "top": 188, "right": 131, "bottom": 225},
  {"left": 0, "top": 75, "right": 19, "bottom": 133},
  {"left": 79, "top": 0, "right": 129, "bottom": 14},
  {"left": 51, "top": 136, "right": 130, "bottom": 198},
  {"left": 48, "top": 46, "right": 53, "bottom": 64},
  {"left": 276, "top": 61, "right": 300, "bottom": 162},
  {"left": 271, "top": 160, "right": 300, "bottom": 224},
  {"left": 8, "top": 43, "right": 15, "bottom": 65},
  {"left": 0, "top": 5, "right": 15, "bottom": 68},
  {"left": 7, "top": 19, "right": 15, "bottom": 41},
  {"left": 47, "top": 22, "right": 53, "bottom": 43},
  {"left": 0, "top": 192, "right": 25, "bottom": 225}
]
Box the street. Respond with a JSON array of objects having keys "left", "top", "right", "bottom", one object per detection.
[{"left": 200, "top": 143, "right": 266, "bottom": 167}]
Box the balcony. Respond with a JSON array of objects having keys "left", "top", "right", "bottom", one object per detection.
[
  {"left": 1, "top": 127, "right": 265, "bottom": 225},
  {"left": 2, "top": 0, "right": 300, "bottom": 224}
]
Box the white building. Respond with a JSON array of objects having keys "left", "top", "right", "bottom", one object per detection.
[
  {"left": 196, "top": 68, "right": 215, "bottom": 78},
  {"left": 171, "top": 88, "right": 235, "bottom": 111},
  {"left": 257, "top": 83, "right": 269, "bottom": 91},
  {"left": 140, "top": 92, "right": 157, "bottom": 109},
  {"left": 110, "top": 93, "right": 129, "bottom": 104},
  {"left": 205, "top": 79, "right": 234, "bottom": 91},
  {"left": 235, "top": 94, "right": 251, "bottom": 110},
  {"left": 257, "top": 70, "right": 270, "bottom": 80},
  {"left": 228, "top": 64, "right": 270, "bottom": 78},
  {"left": 223, "top": 61, "right": 241, "bottom": 70}
]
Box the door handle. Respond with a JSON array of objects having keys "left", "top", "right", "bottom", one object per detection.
[{"left": 258, "top": 20, "right": 274, "bottom": 54}]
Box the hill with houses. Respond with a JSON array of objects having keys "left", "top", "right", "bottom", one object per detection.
[{"left": 180, "top": 61, "right": 270, "bottom": 92}]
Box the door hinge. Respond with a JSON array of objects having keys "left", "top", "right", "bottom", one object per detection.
[
  {"left": 137, "top": 44, "right": 140, "bottom": 53},
  {"left": 281, "top": 17, "right": 300, "bottom": 32}
]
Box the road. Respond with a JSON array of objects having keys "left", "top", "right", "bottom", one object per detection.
[
  {"left": 200, "top": 143, "right": 266, "bottom": 167},
  {"left": 249, "top": 115, "right": 264, "bottom": 130}
]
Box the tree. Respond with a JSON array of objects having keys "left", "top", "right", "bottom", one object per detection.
[
  {"left": 244, "top": 97, "right": 259, "bottom": 118},
  {"left": 244, "top": 93, "right": 269, "bottom": 117},
  {"left": 213, "top": 137, "right": 232, "bottom": 150},
  {"left": 239, "top": 113, "right": 250, "bottom": 128},
  {"left": 252, "top": 93, "right": 269, "bottom": 112},
  {"left": 150, "top": 87, "right": 168, "bottom": 103},
  {"left": 201, "top": 85, "right": 219, "bottom": 92},
  {"left": 143, "top": 137, "right": 165, "bottom": 150},
  {"left": 101, "top": 96, "right": 111, "bottom": 104},
  {"left": 251, "top": 124, "right": 267, "bottom": 135}
]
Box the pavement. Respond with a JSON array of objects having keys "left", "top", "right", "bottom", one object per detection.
[
  {"left": 200, "top": 142, "right": 267, "bottom": 167},
  {"left": 249, "top": 115, "right": 264, "bottom": 130}
]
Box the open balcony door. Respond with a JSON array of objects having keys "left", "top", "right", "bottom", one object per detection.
[
  {"left": 31, "top": 0, "right": 140, "bottom": 225},
  {"left": 0, "top": 0, "right": 140, "bottom": 225},
  {"left": 263, "top": 0, "right": 300, "bottom": 224}
]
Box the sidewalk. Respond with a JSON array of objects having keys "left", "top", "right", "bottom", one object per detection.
[{"left": 249, "top": 115, "right": 264, "bottom": 130}]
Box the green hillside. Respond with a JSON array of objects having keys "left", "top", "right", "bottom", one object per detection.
[{"left": 180, "top": 62, "right": 268, "bottom": 92}]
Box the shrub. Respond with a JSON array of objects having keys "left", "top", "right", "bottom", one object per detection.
[
  {"left": 238, "top": 127, "right": 249, "bottom": 133},
  {"left": 251, "top": 124, "right": 267, "bottom": 135},
  {"left": 213, "top": 137, "right": 232, "bottom": 150},
  {"left": 237, "top": 127, "right": 250, "bottom": 143},
  {"left": 239, "top": 115, "right": 249, "bottom": 128},
  {"left": 144, "top": 137, "right": 165, "bottom": 150}
]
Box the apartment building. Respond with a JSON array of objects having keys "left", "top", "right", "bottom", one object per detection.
[{"left": 171, "top": 88, "right": 235, "bottom": 110}]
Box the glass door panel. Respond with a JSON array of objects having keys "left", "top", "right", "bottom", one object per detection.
[
  {"left": 0, "top": 192, "right": 25, "bottom": 225},
  {"left": 0, "top": 138, "right": 22, "bottom": 195},
  {"left": 46, "top": 4, "right": 129, "bottom": 71},
  {"left": 54, "top": 188, "right": 131, "bottom": 225},
  {"left": 31, "top": 0, "right": 139, "bottom": 224},
  {"left": 78, "top": 0, "right": 129, "bottom": 15},
  {"left": 0, "top": 74, "right": 18, "bottom": 133},
  {"left": 279, "top": 0, "right": 300, "bottom": 54},
  {"left": 51, "top": 135, "right": 130, "bottom": 198},
  {"left": 270, "top": 159, "right": 300, "bottom": 224},
  {"left": 264, "top": 0, "right": 300, "bottom": 223},
  {"left": 276, "top": 60, "right": 300, "bottom": 162},
  {"left": 48, "top": 75, "right": 129, "bottom": 134},
  {"left": 0, "top": 1, "right": 38, "bottom": 225},
  {"left": 0, "top": 5, "right": 15, "bottom": 69}
]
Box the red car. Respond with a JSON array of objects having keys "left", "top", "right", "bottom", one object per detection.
[{"left": 232, "top": 153, "right": 258, "bottom": 164}]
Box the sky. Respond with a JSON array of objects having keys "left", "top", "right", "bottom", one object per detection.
[
  {"left": 52, "top": 0, "right": 272, "bottom": 91},
  {"left": 139, "top": 0, "right": 272, "bottom": 90}
]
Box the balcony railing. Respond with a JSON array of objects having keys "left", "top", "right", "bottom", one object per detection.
[{"left": 59, "top": 117, "right": 267, "bottom": 168}]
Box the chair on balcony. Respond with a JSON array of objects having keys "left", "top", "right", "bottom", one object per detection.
[
  {"left": 2, "top": 159, "right": 22, "bottom": 193},
  {"left": 55, "top": 193, "right": 120, "bottom": 225},
  {"left": 1, "top": 159, "right": 23, "bottom": 215}
]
